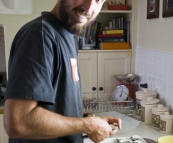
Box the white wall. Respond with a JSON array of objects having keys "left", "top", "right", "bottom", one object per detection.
[
  {"left": 0, "top": 0, "right": 57, "bottom": 69},
  {"left": 137, "top": 0, "right": 173, "bottom": 52},
  {"left": 135, "top": 0, "right": 173, "bottom": 113}
]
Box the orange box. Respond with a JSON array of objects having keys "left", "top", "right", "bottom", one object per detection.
[{"left": 101, "top": 42, "right": 130, "bottom": 50}]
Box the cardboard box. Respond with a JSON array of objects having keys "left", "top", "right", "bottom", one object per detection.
[{"left": 100, "top": 42, "right": 130, "bottom": 50}]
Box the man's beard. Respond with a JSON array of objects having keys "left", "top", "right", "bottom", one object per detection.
[{"left": 58, "top": 1, "right": 95, "bottom": 34}]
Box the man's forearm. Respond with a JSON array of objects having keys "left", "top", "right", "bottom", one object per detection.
[{"left": 3, "top": 99, "right": 87, "bottom": 139}]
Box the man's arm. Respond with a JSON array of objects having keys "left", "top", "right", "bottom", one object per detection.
[{"left": 3, "top": 98, "right": 121, "bottom": 142}]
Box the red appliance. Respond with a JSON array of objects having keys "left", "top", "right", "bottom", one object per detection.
[{"left": 115, "top": 74, "right": 137, "bottom": 101}]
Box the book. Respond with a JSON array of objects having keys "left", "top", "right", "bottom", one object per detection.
[
  {"left": 100, "top": 42, "right": 130, "bottom": 50},
  {"left": 102, "top": 30, "right": 124, "bottom": 34},
  {"left": 115, "top": 16, "right": 121, "bottom": 29},
  {"left": 124, "top": 21, "right": 130, "bottom": 43},
  {"left": 98, "top": 34, "right": 124, "bottom": 38},
  {"left": 89, "top": 21, "right": 96, "bottom": 37},
  {"left": 95, "top": 22, "right": 101, "bottom": 49},
  {"left": 112, "top": 19, "right": 116, "bottom": 29},
  {"left": 114, "top": 16, "right": 125, "bottom": 30},
  {"left": 99, "top": 38, "right": 124, "bottom": 42},
  {"left": 85, "top": 21, "right": 96, "bottom": 44},
  {"left": 85, "top": 24, "right": 92, "bottom": 44},
  {"left": 95, "top": 22, "right": 101, "bottom": 36},
  {"left": 93, "top": 21, "right": 98, "bottom": 36},
  {"left": 120, "top": 16, "right": 124, "bottom": 29}
]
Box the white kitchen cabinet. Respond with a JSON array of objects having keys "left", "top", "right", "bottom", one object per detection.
[
  {"left": 78, "top": 52, "right": 97, "bottom": 94},
  {"left": 0, "top": 114, "right": 8, "bottom": 143},
  {"left": 78, "top": 51, "right": 131, "bottom": 95},
  {"left": 78, "top": 0, "right": 137, "bottom": 96}
]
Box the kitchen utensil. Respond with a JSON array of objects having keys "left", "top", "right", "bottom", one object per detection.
[
  {"left": 141, "top": 97, "right": 160, "bottom": 124},
  {"left": 152, "top": 104, "right": 169, "bottom": 129},
  {"left": 115, "top": 74, "right": 137, "bottom": 83}
]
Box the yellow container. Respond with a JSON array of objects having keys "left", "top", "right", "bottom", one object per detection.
[
  {"left": 101, "top": 42, "right": 130, "bottom": 50},
  {"left": 158, "top": 136, "right": 173, "bottom": 143}
]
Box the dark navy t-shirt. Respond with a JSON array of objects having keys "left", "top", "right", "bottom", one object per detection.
[{"left": 5, "top": 12, "right": 83, "bottom": 143}]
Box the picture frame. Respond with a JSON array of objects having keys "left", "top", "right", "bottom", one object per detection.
[
  {"left": 162, "top": 0, "right": 173, "bottom": 17},
  {"left": 147, "top": 0, "right": 159, "bottom": 19}
]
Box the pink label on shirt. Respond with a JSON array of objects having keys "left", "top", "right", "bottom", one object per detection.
[{"left": 71, "top": 58, "right": 79, "bottom": 82}]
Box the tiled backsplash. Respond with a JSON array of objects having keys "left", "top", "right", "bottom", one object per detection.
[{"left": 135, "top": 47, "right": 173, "bottom": 114}]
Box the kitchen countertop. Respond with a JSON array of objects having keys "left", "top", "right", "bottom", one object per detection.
[
  {"left": 84, "top": 122, "right": 173, "bottom": 143},
  {"left": 0, "top": 104, "right": 172, "bottom": 141}
]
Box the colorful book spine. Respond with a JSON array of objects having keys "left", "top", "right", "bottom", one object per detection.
[
  {"left": 100, "top": 38, "right": 124, "bottom": 42},
  {"left": 98, "top": 34, "right": 124, "bottom": 38},
  {"left": 124, "top": 21, "right": 130, "bottom": 43},
  {"left": 102, "top": 30, "right": 124, "bottom": 34},
  {"left": 93, "top": 21, "right": 98, "bottom": 36}
]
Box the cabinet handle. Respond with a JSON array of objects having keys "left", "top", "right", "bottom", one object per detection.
[
  {"left": 92, "top": 87, "right": 96, "bottom": 91},
  {"left": 99, "top": 87, "right": 103, "bottom": 91}
]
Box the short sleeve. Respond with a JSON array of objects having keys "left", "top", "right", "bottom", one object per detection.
[{"left": 5, "top": 29, "right": 56, "bottom": 104}]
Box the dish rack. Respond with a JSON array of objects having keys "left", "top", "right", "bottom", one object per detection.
[{"left": 83, "top": 93, "right": 135, "bottom": 116}]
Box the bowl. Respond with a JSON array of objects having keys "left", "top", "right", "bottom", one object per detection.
[
  {"left": 115, "top": 74, "right": 137, "bottom": 83},
  {"left": 158, "top": 136, "right": 173, "bottom": 143}
]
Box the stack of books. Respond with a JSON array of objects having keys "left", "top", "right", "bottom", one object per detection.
[
  {"left": 99, "top": 19, "right": 130, "bottom": 50},
  {"left": 80, "top": 16, "right": 130, "bottom": 50},
  {"left": 99, "top": 30, "right": 124, "bottom": 43}
]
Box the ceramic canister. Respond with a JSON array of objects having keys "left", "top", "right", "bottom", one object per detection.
[
  {"left": 152, "top": 104, "right": 169, "bottom": 129},
  {"left": 141, "top": 97, "right": 159, "bottom": 124},
  {"left": 159, "top": 112, "right": 173, "bottom": 134},
  {"left": 135, "top": 90, "right": 157, "bottom": 118}
]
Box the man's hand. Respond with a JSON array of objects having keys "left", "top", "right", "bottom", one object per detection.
[
  {"left": 83, "top": 116, "right": 121, "bottom": 143},
  {"left": 101, "top": 116, "right": 121, "bottom": 135}
]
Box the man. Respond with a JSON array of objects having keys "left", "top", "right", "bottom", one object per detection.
[{"left": 3, "top": 0, "right": 121, "bottom": 143}]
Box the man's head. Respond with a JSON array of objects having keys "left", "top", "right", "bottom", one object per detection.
[{"left": 51, "top": 0, "right": 106, "bottom": 34}]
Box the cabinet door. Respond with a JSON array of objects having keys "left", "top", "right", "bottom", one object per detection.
[
  {"left": 78, "top": 53, "right": 97, "bottom": 93},
  {"left": 0, "top": 114, "right": 8, "bottom": 143},
  {"left": 98, "top": 52, "right": 131, "bottom": 94}
]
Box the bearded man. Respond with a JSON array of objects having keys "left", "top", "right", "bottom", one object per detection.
[{"left": 3, "top": 0, "right": 121, "bottom": 143}]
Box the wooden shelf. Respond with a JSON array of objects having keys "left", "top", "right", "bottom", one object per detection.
[
  {"left": 100, "top": 10, "right": 132, "bottom": 14},
  {"left": 79, "top": 50, "right": 132, "bottom": 53}
]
